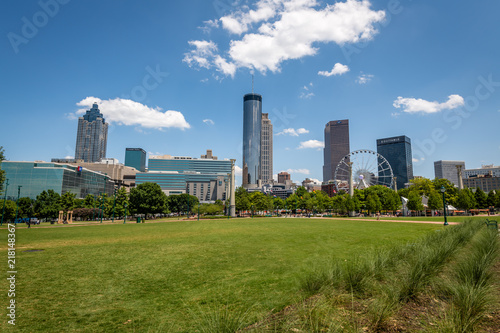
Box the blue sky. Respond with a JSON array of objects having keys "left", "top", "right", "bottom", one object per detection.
[{"left": 1, "top": 0, "right": 499, "bottom": 185}]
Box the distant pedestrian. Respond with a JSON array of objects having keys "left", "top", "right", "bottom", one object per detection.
[{"left": 27, "top": 220, "right": 31, "bottom": 229}]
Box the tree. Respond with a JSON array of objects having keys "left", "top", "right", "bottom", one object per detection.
[
  {"left": 114, "top": 187, "right": 129, "bottom": 218},
  {"left": 487, "top": 190, "right": 497, "bottom": 208},
  {"left": 331, "top": 195, "right": 346, "bottom": 214},
  {"left": 129, "top": 182, "right": 167, "bottom": 218},
  {"left": 427, "top": 190, "right": 443, "bottom": 213},
  {"left": 83, "top": 194, "right": 96, "bottom": 208},
  {"left": 60, "top": 192, "right": 76, "bottom": 211},
  {"left": 34, "top": 190, "right": 61, "bottom": 220},
  {"left": 474, "top": 188, "right": 488, "bottom": 209},
  {"left": 365, "top": 194, "right": 382, "bottom": 215},
  {"left": 457, "top": 188, "right": 476, "bottom": 212},
  {"left": 250, "top": 192, "right": 271, "bottom": 213},
  {"left": 407, "top": 191, "right": 424, "bottom": 213},
  {"left": 273, "top": 196, "right": 284, "bottom": 211},
  {"left": 17, "top": 197, "right": 34, "bottom": 218},
  {"left": 235, "top": 187, "right": 250, "bottom": 213},
  {"left": 166, "top": 193, "right": 198, "bottom": 215},
  {"left": 0, "top": 200, "right": 16, "bottom": 222}
]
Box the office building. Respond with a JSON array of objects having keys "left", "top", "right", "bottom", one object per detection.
[
  {"left": 463, "top": 174, "right": 500, "bottom": 193},
  {"left": 277, "top": 172, "right": 291, "bottom": 184},
  {"left": 0, "top": 161, "right": 114, "bottom": 200},
  {"left": 243, "top": 93, "right": 262, "bottom": 188},
  {"left": 434, "top": 160, "right": 466, "bottom": 186},
  {"left": 135, "top": 150, "right": 232, "bottom": 202},
  {"left": 464, "top": 165, "right": 500, "bottom": 178},
  {"left": 75, "top": 103, "right": 108, "bottom": 162},
  {"left": 125, "top": 148, "right": 147, "bottom": 172},
  {"left": 261, "top": 113, "right": 273, "bottom": 185},
  {"left": 377, "top": 136, "right": 414, "bottom": 190},
  {"left": 201, "top": 149, "right": 217, "bottom": 160},
  {"left": 323, "top": 120, "right": 350, "bottom": 183}
]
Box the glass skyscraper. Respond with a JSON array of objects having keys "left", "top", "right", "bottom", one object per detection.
[
  {"left": 377, "top": 135, "right": 414, "bottom": 190},
  {"left": 125, "top": 148, "right": 146, "bottom": 172},
  {"left": 243, "top": 93, "right": 262, "bottom": 187},
  {"left": 75, "top": 103, "right": 108, "bottom": 162},
  {"left": 323, "top": 120, "right": 350, "bottom": 183}
]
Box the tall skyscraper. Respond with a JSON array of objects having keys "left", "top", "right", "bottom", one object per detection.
[
  {"left": 323, "top": 120, "right": 350, "bottom": 183},
  {"left": 377, "top": 136, "right": 414, "bottom": 190},
  {"left": 260, "top": 113, "right": 273, "bottom": 185},
  {"left": 75, "top": 103, "right": 108, "bottom": 162},
  {"left": 125, "top": 148, "right": 147, "bottom": 172},
  {"left": 434, "top": 160, "right": 466, "bottom": 186},
  {"left": 242, "top": 93, "right": 262, "bottom": 188}
]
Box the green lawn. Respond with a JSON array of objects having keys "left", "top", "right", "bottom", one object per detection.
[{"left": 0, "top": 218, "right": 442, "bottom": 332}]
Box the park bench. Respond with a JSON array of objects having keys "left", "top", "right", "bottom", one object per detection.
[{"left": 484, "top": 219, "right": 498, "bottom": 230}]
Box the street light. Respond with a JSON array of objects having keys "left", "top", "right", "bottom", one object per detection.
[
  {"left": 123, "top": 203, "right": 127, "bottom": 224},
  {"left": 112, "top": 187, "right": 117, "bottom": 223},
  {"left": 1, "top": 179, "right": 9, "bottom": 226},
  {"left": 440, "top": 186, "right": 448, "bottom": 226},
  {"left": 14, "top": 185, "right": 22, "bottom": 223}
]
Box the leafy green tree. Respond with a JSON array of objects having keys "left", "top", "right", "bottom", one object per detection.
[
  {"left": 365, "top": 194, "right": 382, "bottom": 214},
  {"left": 166, "top": 193, "right": 198, "bottom": 215},
  {"left": 487, "top": 190, "right": 497, "bottom": 208},
  {"left": 296, "top": 186, "right": 308, "bottom": 198},
  {"left": 235, "top": 187, "right": 250, "bottom": 213},
  {"left": 407, "top": 191, "right": 424, "bottom": 213},
  {"left": 60, "top": 192, "right": 76, "bottom": 211},
  {"left": 34, "top": 190, "right": 61, "bottom": 220},
  {"left": 272, "top": 196, "right": 284, "bottom": 211},
  {"left": 285, "top": 194, "right": 299, "bottom": 214},
  {"left": 474, "top": 188, "right": 488, "bottom": 209},
  {"left": 250, "top": 192, "right": 271, "bottom": 213},
  {"left": 114, "top": 187, "right": 129, "bottom": 218},
  {"left": 427, "top": 190, "right": 443, "bottom": 212},
  {"left": 331, "top": 195, "right": 346, "bottom": 214},
  {"left": 83, "top": 194, "right": 96, "bottom": 208},
  {"left": 457, "top": 188, "right": 476, "bottom": 212},
  {"left": 73, "top": 198, "right": 84, "bottom": 209},
  {"left": 0, "top": 200, "right": 17, "bottom": 222},
  {"left": 433, "top": 178, "right": 459, "bottom": 206},
  {"left": 129, "top": 182, "right": 167, "bottom": 218},
  {"left": 17, "top": 197, "right": 34, "bottom": 218}
]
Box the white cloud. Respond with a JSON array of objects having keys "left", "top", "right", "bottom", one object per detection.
[
  {"left": 186, "top": 0, "right": 386, "bottom": 76},
  {"left": 393, "top": 94, "right": 465, "bottom": 114},
  {"left": 65, "top": 155, "right": 74, "bottom": 159},
  {"left": 199, "top": 19, "right": 219, "bottom": 34},
  {"left": 412, "top": 158, "right": 419, "bottom": 163},
  {"left": 356, "top": 73, "right": 374, "bottom": 84},
  {"left": 183, "top": 40, "right": 218, "bottom": 69},
  {"left": 299, "top": 92, "right": 314, "bottom": 99},
  {"left": 74, "top": 97, "right": 190, "bottom": 130},
  {"left": 200, "top": 78, "right": 209, "bottom": 83},
  {"left": 276, "top": 128, "right": 309, "bottom": 136},
  {"left": 285, "top": 168, "right": 310, "bottom": 174},
  {"left": 203, "top": 119, "right": 215, "bottom": 125},
  {"left": 318, "top": 63, "right": 350, "bottom": 77},
  {"left": 235, "top": 165, "right": 243, "bottom": 176},
  {"left": 298, "top": 140, "right": 324, "bottom": 149}
]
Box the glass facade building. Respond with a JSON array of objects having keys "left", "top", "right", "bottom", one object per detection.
[
  {"left": 125, "top": 148, "right": 146, "bottom": 172},
  {"left": 75, "top": 103, "right": 108, "bottom": 162},
  {"left": 434, "top": 160, "right": 466, "bottom": 186},
  {"left": 136, "top": 156, "right": 232, "bottom": 202},
  {"left": 377, "top": 136, "right": 413, "bottom": 190},
  {"left": 0, "top": 161, "right": 114, "bottom": 200},
  {"left": 243, "top": 93, "right": 262, "bottom": 187},
  {"left": 323, "top": 120, "right": 350, "bottom": 183}
]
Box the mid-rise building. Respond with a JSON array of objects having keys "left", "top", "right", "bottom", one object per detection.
[
  {"left": 463, "top": 175, "right": 500, "bottom": 193},
  {"left": 277, "top": 172, "right": 291, "bottom": 184},
  {"left": 136, "top": 150, "right": 232, "bottom": 202},
  {"left": 261, "top": 113, "right": 273, "bottom": 185},
  {"left": 0, "top": 161, "right": 114, "bottom": 200},
  {"left": 75, "top": 103, "right": 108, "bottom": 162},
  {"left": 377, "top": 135, "right": 414, "bottom": 191},
  {"left": 242, "top": 93, "right": 262, "bottom": 188},
  {"left": 323, "top": 120, "right": 350, "bottom": 183},
  {"left": 464, "top": 165, "right": 500, "bottom": 178},
  {"left": 434, "top": 160, "right": 466, "bottom": 186},
  {"left": 125, "top": 148, "right": 146, "bottom": 172}
]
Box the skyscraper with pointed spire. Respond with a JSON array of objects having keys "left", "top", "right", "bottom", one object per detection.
[{"left": 75, "top": 103, "right": 108, "bottom": 162}]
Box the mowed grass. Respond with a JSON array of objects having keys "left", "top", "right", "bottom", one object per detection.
[{"left": 0, "top": 218, "right": 441, "bottom": 332}]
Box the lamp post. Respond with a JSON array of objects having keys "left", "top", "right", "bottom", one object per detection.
[
  {"left": 440, "top": 186, "right": 448, "bottom": 226},
  {"left": 112, "top": 187, "right": 116, "bottom": 223},
  {"left": 93, "top": 194, "right": 96, "bottom": 221},
  {"left": 14, "top": 185, "right": 22, "bottom": 223},
  {"left": 100, "top": 195, "right": 103, "bottom": 223},
  {"left": 1, "top": 179, "right": 9, "bottom": 226},
  {"left": 123, "top": 203, "right": 127, "bottom": 224},
  {"left": 251, "top": 204, "right": 254, "bottom": 218},
  {"left": 197, "top": 202, "right": 200, "bottom": 221}
]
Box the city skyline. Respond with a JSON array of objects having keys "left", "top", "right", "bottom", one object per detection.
[{"left": 1, "top": 0, "right": 500, "bottom": 184}]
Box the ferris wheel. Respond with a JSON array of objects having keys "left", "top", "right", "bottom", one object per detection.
[{"left": 333, "top": 149, "right": 393, "bottom": 192}]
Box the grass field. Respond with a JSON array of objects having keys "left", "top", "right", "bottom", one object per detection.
[{"left": 1, "top": 218, "right": 447, "bottom": 331}]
